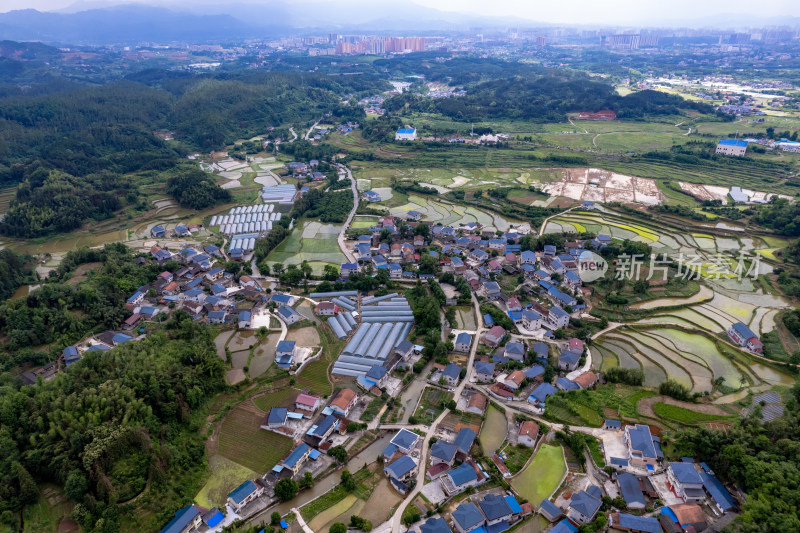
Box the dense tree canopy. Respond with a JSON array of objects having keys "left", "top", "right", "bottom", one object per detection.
[
  {"left": 0, "top": 321, "right": 225, "bottom": 531},
  {"left": 166, "top": 167, "right": 230, "bottom": 210}
]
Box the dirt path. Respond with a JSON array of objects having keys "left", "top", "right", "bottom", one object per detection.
[{"left": 638, "top": 395, "right": 730, "bottom": 418}]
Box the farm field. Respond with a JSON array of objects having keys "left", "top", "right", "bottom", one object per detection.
[
  {"left": 414, "top": 387, "right": 453, "bottom": 425},
  {"left": 267, "top": 220, "right": 346, "bottom": 275},
  {"left": 252, "top": 387, "right": 297, "bottom": 412},
  {"left": 512, "top": 444, "right": 566, "bottom": 505},
  {"left": 195, "top": 454, "right": 258, "bottom": 508},
  {"left": 651, "top": 402, "right": 735, "bottom": 424},
  {"left": 384, "top": 193, "right": 522, "bottom": 232},
  {"left": 480, "top": 405, "right": 508, "bottom": 454},
  {"left": 217, "top": 405, "right": 293, "bottom": 473},
  {"left": 595, "top": 327, "right": 747, "bottom": 392}
]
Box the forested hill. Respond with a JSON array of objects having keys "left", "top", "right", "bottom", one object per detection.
[
  {"left": 0, "top": 71, "right": 388, "bottom": 184},
  {"left": 0, "top": 321, "right": 226, "bottom": 532},
  {"left": 384, "top": 77, "right": 718, "bottom": 122}
]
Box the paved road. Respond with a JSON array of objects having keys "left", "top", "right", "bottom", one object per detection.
[
  {"left": 292, "top": 508, "right": 314, "bottom": 533},
  {"left": 386, "top": 294, "right": 485, "bottom": 532},
  {"left": 538, "top": 206, "right": 576, "bottom": 237},
  {"left": 289, "top": 127, "right": 298, "bottom": 143},
  {"left": 304, "top": 120, "right": 320, "bottom": 141},
  {"left": 335, "top": 163, "right": 358, "bottom": 263}
]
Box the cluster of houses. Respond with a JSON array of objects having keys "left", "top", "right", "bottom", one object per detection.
[
  {"left": 54, "top": 244, "right": 308, "bottom": 372},
  {"left": 286, "top": 159, "right": 327, "bottom": 182},
  {"left": 151, "top": 222, "right": 202, "bottom": 239},
  {"left": 529, "top": 422, "right": 737, "bottom": 533}
]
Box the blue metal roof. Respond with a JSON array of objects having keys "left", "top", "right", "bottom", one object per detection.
[
  {"left": 277, "top": 340, "right": 296, "bottom": 352},
  {"left": 610, "top": 457, "right": 628, "bottom": 467},
  {"left": 670, "top": 462, "right": 702, "bottom": 484},
  {"left": 431, "top": 440, "right": 458, "bottom": 462},
  {"left": 475, "top": 361, "right": 495, "bottom": 375},
  {"left": 532, "top": 342, "right": 549, "bottom": 356},
  {"left": 272, "top": 293, "right": 292, "bottom": 304},
  {"left": 605, "top": 419, "right": 621, "bottom": 428},
  {"left": 456, "top": 332, "right": 472, "bottom": 345},
  {"left": 551, "top": 519, "right": 578, "bottom": 533},
  {"left": 524, "top": 365, "right": 545, "bottom": 379},
  {"left": 628, "top": 425, "right": 658, "bottom": 459},
  {"left": 385, "top": 455, "right": 416, "bottom": 479},
  {"left": 731, "top": 321, "right": 758, "bottom": 340},
  {"left": 505, "top": 494, "right": 523, "bottom": 515},
  {"left": 397, "top": 128, "right": 416, "bottom": 134},
  {"left": 530, "top": 383, "right": 558, "bottom": 403},
  {"left": 391, "top": 429, "right": 419, "bottom": 450},
  {"left": 204, "top": 509, "right": 224, "bottom": 527},
  {"left": 719, "top": 139, "right": 747, "bottom": 147},
  {"left": 443, "top": 363, "right": 461, "bottom": 379},
  {"left": 420, "top": 517, "right": 451, "bottom": 533},
  {"left": 453, "top": 429, "right": 476, "bottom": 455},
  {"left": 618, "top": 473, "right": 645, "bottom": 507},
  {"left": 559, "top": 350, "right": 581, "bottom": 365},
  {"left": 268, "top": 407, "right": 287, "bottom": 424},
  {"left": 701, "top": 472, "right": 736, "bottom": 510},
  {"left": 614, "top": 514, "right": 661, "bottom": 533},
  {"left": 448, "top": 462, "right": 478, "bottom": 486},
  {"left": 453, "top": 502, "right": 484, "bottom": 530},
  {"left": 483, "top": 313, "right": 494, "bottom": 325},
  {"left": 313, "top": 414, "right": 338, "bottom": 437},
  {"left": 539, "top": 499, "right": 562, "bottom": 518},
  {"left": 366, "top": 365, "right": 387, "bottom": 380},
  {"left": 160, "top": 505, "right": 200, "bottom": 533},
  {"left": 570, "top": 489, "right": 601, "bottom": 519},
  {"left": 556, "top": 377, "right": 579, "bottom": 391},
  {"left": 282, "top": 443, "right": 310, "bottom": 468},
  {"left": 228, "top": 480, "right": 257, "bottom": 504},
  {"left": 112, "top": 333, "right": 132, "bottom": 344}
]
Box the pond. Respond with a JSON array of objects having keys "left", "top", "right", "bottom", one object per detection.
[
  {"left": 9, "top": 284, "right": 40, "bottom": 301},
  {"left": 228, "top": 330, "right": 259, "bottom": 350}
]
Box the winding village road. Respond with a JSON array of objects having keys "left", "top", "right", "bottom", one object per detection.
[{"left": 335, "top": 163, "right": 359, "bottom": 264}]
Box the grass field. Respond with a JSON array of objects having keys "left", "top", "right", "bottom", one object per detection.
[
  {"left": 652, "top": 402, "right": 735, "bottom": 424},
  {"left": 217, "top": 405, "right": 293, "bottom": 473},
  {"left": 19, "top": 484, "right": 73, "bottom": 533},
  {"left": 195, "top": 454, "right": 258, "bottom": 508},
  {"left": 512, "top": 444, "right": 566, "bottom": 505},
  {"left": 480, "top": 405, "right": 508, "bottom": 454},
  {"left": 295, "top": 325, "right": 343, "bottom": 396}
]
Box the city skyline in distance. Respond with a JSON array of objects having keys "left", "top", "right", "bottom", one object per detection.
[{"left": 1, "top": 0, "right": 799, "bottom": 29}]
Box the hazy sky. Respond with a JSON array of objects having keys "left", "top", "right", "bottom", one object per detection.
[{"left": 2, "top": 0, "right": 798, "bottom": 25}]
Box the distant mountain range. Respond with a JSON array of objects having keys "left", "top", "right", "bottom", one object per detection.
[{"left": 0, "top": 2, "right": 798, "bottom": 45}]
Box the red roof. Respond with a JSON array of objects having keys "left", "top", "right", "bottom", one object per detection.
[{"left": 295, "top": 393, "right": 320, "bottom": 407}]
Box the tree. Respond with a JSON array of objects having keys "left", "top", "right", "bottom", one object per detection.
[
  {"left": 330, "top": 523, "right": 347, "bottom": 533},
  {"left": 340, "top": 470, "right": 356, "bottom": 491},
  {"left": 328, "top": 445, "right": 347, "bottom": 463},
  {"left": 13, "top": 462, "right": 38, "bottom": 505},
  {"left": 64, "top": 470, "right": 89, "bottom": 502},
  {"left": 301, "top": 471, "right": 314, "bottom": 489},
  {"left": 275, "top": 478, "right": 298, "bottom": 501},
  {"left": 272, "top": 263, "right": 285, "bottom": 275},
  {"left": 350, "top": 515, "right": 373, "bottom": 531},
  {"left": 271, "top": 512, "right": 282, "bottom": 525},
  {"left": 324, "top": 264, "right": 339, "bottom": 281}
]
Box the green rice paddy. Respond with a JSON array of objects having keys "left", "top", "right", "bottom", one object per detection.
[{"left": 512, "top": 444, "right": 566, "bottom": 505}]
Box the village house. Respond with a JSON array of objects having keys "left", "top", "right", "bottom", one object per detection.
[
  {"left": 474, "top": 361, "right": 495, "bottom": 382},
  {"left": 451, "top": 502, "right": 484, "bottom": 532},
  {"left": 667, "top": 462, "right": 705, "bottom": 503},
  {"left": 479, "top": 493, "right": 514, "bottom": 527},
  {"left": 625, "top": 424, "right": 661, "bottom": 468},
  {"left": 315, "top": 301, "right": 336, "bottom": 316},
  {"left": 455, "top": 332, "right": 473, "bottom": 353},
  {"left": 279, "top": 443, "right": 312, "bottom": 475},
  {"left": 466, "top": 392, "right": 487, "bottom": 415},
  {"left": 159, "top": 504, "right": 204, "bottom": 533},
  {"left": 482, "top": 326, "right": 506, "bottom": 348},
  {"left": 430, "top": 440, "right": 459, "bottom": 466},
  {"left": 295, "top": 393, "right": 321, "bottom": 413},
  {"left": 727, "top": 322, "right": 763, "bottom": 353},
  {"left": 504, "top": 370, "right": 527, "bottom": 390},
  {"left": 441, "top": 462, "right": 482, "bottom": 497},
  {"left": 518, "top": 420, "right": 539, "bottom": 447},
  {"left": 558, "top": 350, "right": 581, "bottom": 371},
  {"left": 328, "top": 388, "right": 358, "bottom": 416},
  {"left": 227, "top": 480, "right": 263, "bottom": 512},
  {"left": 567, "top": 486, "right": 603, "bottom": 525},
  {"left": 522, "top": 309, "right": 542, "bottom": 330}
]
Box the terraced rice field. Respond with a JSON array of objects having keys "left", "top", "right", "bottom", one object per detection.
[
  {"left": 388, "top": 195, "right": 508, "bottom": 230},
  {"left": 596, "top": 326, "right": 747, "bottom": 393}
]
